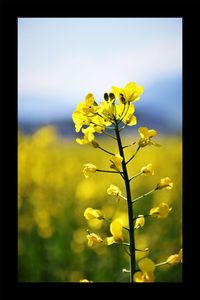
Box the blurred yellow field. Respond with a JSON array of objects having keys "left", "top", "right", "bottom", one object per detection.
[{"left": 18, "top": 126, "right": 182, "bottom": 282}]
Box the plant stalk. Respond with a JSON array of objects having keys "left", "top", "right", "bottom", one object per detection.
[{"left": 114, "top": 121, "right": 136, "bottom": 283}]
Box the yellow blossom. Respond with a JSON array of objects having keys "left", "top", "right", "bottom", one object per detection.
[
  {"left": 105, "top": 219, "right": 124, "bottom": 245},
  {"left": 72, "top": 93, "right": 98, "bottom": 132},
  {"left": 133, "top": 271, "right": 155, "bottom": 282},
  {"left": 134, "top": 215, "right": 145, "bottom": 229},
  {"left": 110, "top": 219, "right": 123, "bottom": 241},
  {"left": 79, "top": 93, "right": 97, "bottom": 115},
  {"left": 134, "top": 258, "right": 156, "bottom": 282},
  {"left": 76, "top": 126, "right": 97, "bottom": 146},
  {"left": 123, "top": 113, "right": 137, "bottom": 126},
  {"left": 156, "top": 177, "right": 173, "bottom": 190},
  {"left": 84, "top": 208, "right": 104, "bottom": 220},
  {"left": 112, "top": 82, "right": 144, "bottom": 103},
  {"left": 105, "top": 236, "right": 116, "bottom": 246},
  {"left": 90, "top": 115, "right": 108, "bottom": 133},
  {"left": 141, "top": 163, "right": 154, "bottom": 176},
  {"left": 80, "top": 279, "right": 93, "bottom": 282},
  {"left": 150, "top": 202, "right": 172, "bottom": 218},
  {"left": 166, "top": 248, "right": 183, "bottom": 265},
  {"left": 84, "top": 93, "right": 96, "bottom": 107},
  {"left": 72, "top": 109, "right": 91, "bottom": 133},
  {"left": 107, "top": 184, "right": 122, "bottom": 197},
  {"left": 86, "top": 233, "right": 103, "bottom": 247},
  {"left": 82, "top": 163, "right": 97, "bottom": 178},
  {"left": 116, "top": 103, "right": 137, "bottom": 126},
  {"left": 138, "top": 257, "right": 155, "bottom": 273},
  {"left": 110, "top": 154, "right": 123, "bottom": 171},
  {"left": 138, "top": 127, "right": 160, "bottom": 147},
  {"left": 98, "top": 99, "right": 115, "bottom": 121}
]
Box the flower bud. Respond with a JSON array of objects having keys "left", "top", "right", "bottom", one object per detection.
[
  {"left": 156, "top": 177, "right": 173, "bottom": 190},
  {"left": 82, "top": 163, "right": 97, "bottom": 178},
  {"left": 141, "top": 163, "right": 154, "bottom": 176},
  {"left": 84, "top": 208, "right": 104, "bottom": 220},
  {"left": 104, "top": 93, "right": 109, "bottom": 101},
  {"left": 109, "top": 93, "right": 115, "bottom": 100}
]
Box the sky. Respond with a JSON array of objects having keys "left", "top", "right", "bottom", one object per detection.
[{"left": 18, "top": 18, "right": 182, "bottom": 123}]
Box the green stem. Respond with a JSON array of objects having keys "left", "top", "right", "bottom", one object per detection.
[
  {"left": 97, "top": 145, "right": 115, "bottom": 156},
  {"left": 123, "top": 226, "right": 130, "bottom": 231},
  {"left": 135, "top": 248, "right": 149, "bottom": 252},
  {"left": 116, "top": 104, "right": 126, "bottom": 127},
  {"left": 114, "top": 120, "right": 136, "bottom": 283},
  {"left": 122, "top": 246, "right": 131, "bottom": 256},
  {"left": 155, "top": 261, "right": 168, "bottom": 267},
  {"left": 119, "top": 194, "right": 127, "bottom": 201},
  {"left": 126, "top": 146, "right": 140, "bottom": 165},
  {"left": 122, "top": 142, "right": 136, "bottom": 149},
  {"left": 96, "top": 169, "right": 123, "bottom": 174},
  {"left": 132, "top": 189, "right": 156, "bottom": 204},
  {"left": 129, "top": 171, "right": 143, "bottom": 182},
  {"left": 119, "top": 124, "right": 127, "bottom": 132},
  {"left": 117, "top": 103, "right": 130, "bottom": 127},
  {"left": 103, "top": 131, "right": 117, "bottom": 140},
  {"left": 122, "top": 242, "right": 130, "bottom": 246}
]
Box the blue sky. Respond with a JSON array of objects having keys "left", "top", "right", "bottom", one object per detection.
[{"left": 18, "top": 18, "right": 182, "bottom": 122}]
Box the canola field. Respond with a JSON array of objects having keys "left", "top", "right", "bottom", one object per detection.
[{"left": 18, "top": 126, "right": 182, "bottom": 282}]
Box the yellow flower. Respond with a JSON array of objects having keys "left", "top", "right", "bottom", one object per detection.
[
  {"left": 86, "top": 233, "right": 103, "bottom": 247},
  {"left": 105, "top": 236, "right": 116, "bottom": 246},
  {"left": 110, "top": 154, "right": 123, "bottom": 171},
  {"left": 84, "top": 208, "right": 104, "bottom": 220},
  {"left": 141, "top": 163, "right": 154, "bottom": 176},
  {"left": 107, "top": 184, "right": 122, "bottom": 197},
  {"left": 79, "top": 93, "right": 97, "bottom": 115},
  {"left": 72, "top": 108, "right": 91, "bottom": 133},
  {"left": 150, "top": 202, "right": 172, "bottom": 218},
  {"left": 134, "top": 258, "right": 155, "bottom": 282},
  {"left": 166, "top": 248, "right": 183, "bottom": 265},
  {"left": 110, "top": 219, "right": 124, "bottom": 241},
  {"left": 133, "top": 271, "right": 155, "bottom": 283},
  {"left": 134, "top": 215, "right": 145, "bottom": 229},
  {"left": 84, "top": 93, "right": 96, "bottom": 107},
  {"left": 138, "top": 127, "right": 160, "bottom": 147},
  {"left": 112, "top": 82, "right": 144, "bottom": 103},
  {"left": 80, "top": 279, "right": 93, "bottom": 282},
  {"left": 72, "top": 93, "right": 98, "bottom": 132},
  {"left": 166, "top": 255, "right": 180, "bottom": 265},
  {"left": 123, "top": 113, "right": 137, "bottom": 126},
  {"left": 82, "top": 163, "right": 97, "bottom": 178},
  {"left": 90, "top": 115, "right": 108, "bottom": 133},
  {"left": 105, "top": 219, "right": 124, "bottom": 245},
  {"left": 138, "top": 257, "right": 155, "bottom": 273},
  {"left": 116, "top": 103, "right": 137, "bottom": 126},
  {"left": 98, "top": 99, "right": 115, "bottom": 121},
  {"left": 156, "top": 177, "right": 173, "bottom": 190},
  {"left": 76, "top": 126, "right": 97, "bottom": 146}
]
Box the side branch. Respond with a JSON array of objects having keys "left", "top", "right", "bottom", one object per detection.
[
  {"left": 126, "top": 146, "right": 140, "bottom": 165},
  {"left": 132, "top": 189, "right": 156, "bottom": 203},
  {"left": 96, "top": 169, "right": 123, "bottom": 174}
]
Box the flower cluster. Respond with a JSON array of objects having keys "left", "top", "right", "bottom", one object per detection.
[{"left": 72, "top": 82, "right": 144, "bottom": 146}]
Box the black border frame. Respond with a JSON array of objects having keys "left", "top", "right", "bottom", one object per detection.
[{"left": 1, "top": 0, "right": 198, "bottom": 297}]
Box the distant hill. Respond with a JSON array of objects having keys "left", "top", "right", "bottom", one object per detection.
[
  {"left": 18, "top": 108, "right": 181, "bottom": 138},
  {"left": 18, "top": 76, "right": 182, "bottom": 137}
]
